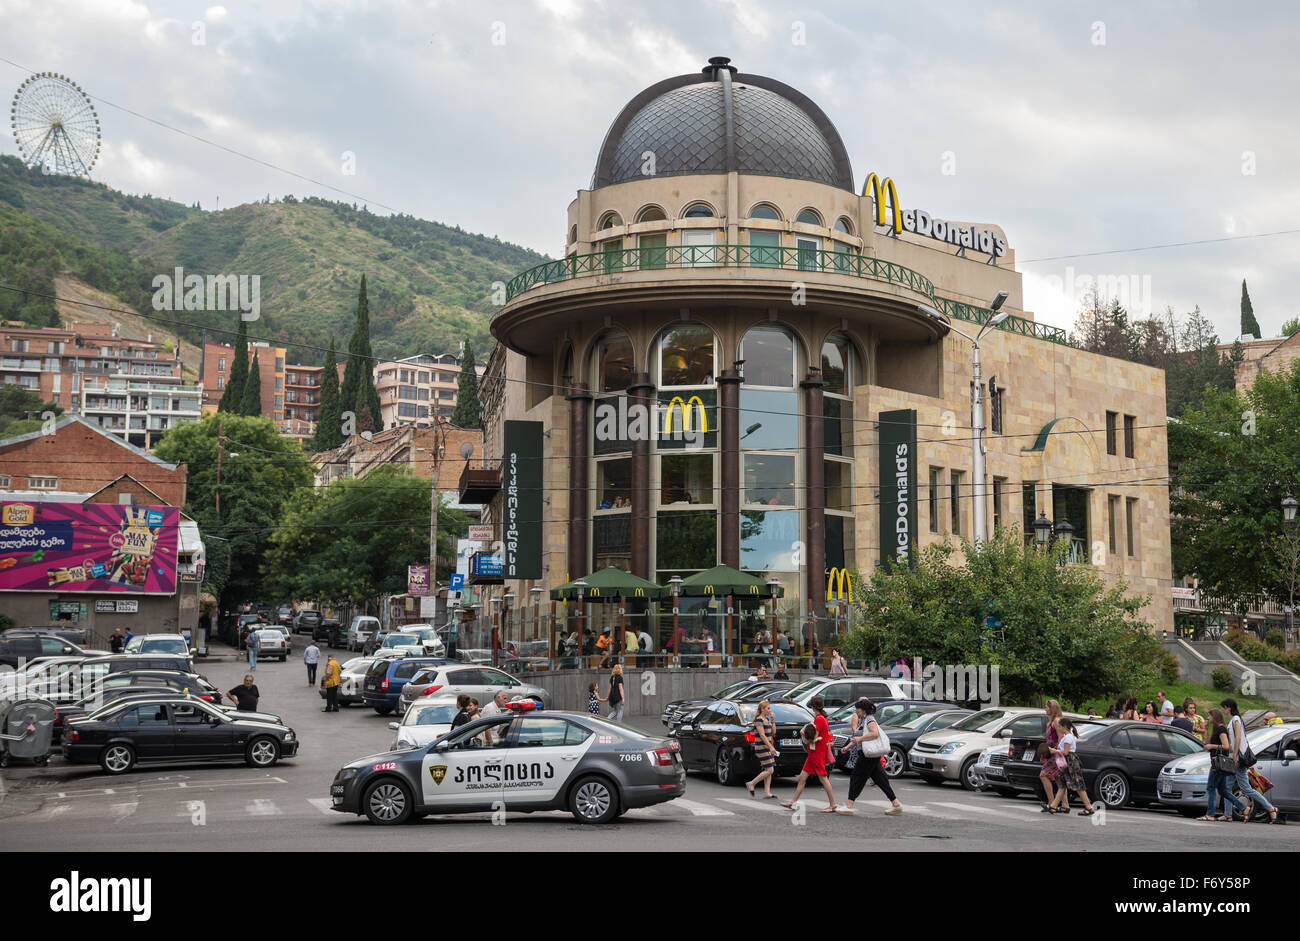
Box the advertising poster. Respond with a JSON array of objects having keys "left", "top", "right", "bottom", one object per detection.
[
  {"left": 407, "top": 564, "right": 430, "bottom": 596},
  {"left": 0, "top": 501, "right": 180, "bottom": 594}
]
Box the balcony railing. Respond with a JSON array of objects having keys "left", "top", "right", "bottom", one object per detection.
[{"left": 504, "top": 244, "right": 1068, "bottom": 345}]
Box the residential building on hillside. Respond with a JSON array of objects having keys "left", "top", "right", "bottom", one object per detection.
[
  {"left": 374, "top": 353, "right": 486, "bottom": 429},
  {"left": 200, "top": 340, "right": 285, "bottom": 425}
]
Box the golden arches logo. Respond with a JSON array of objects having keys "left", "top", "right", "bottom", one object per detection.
[
  {"left": 634, "top": 588, "right": 645, "bottom": 597},
  {"left": 862, "top": 173, "right": 902, "bottom": 235},
  {"left": 589, "top": 587, "right": 601, "bottom": 597},
  {"left": 704, "top": 585, "right": 714, "bottom": 595},
  {"left": 826, "top": 568, "right": 853, "bottom": 602},
  {"left": 662, "top": 396, "right": 709, "bottom": 434},
  {"left": 748, "top": 585, "right": 759, "bottom": 595}
]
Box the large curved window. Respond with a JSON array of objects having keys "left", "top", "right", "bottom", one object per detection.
[
  {"left": 834, "top": 217, "right": 853, "bottom": 234},
  {"left": 740, "top": 325, "right": 796, "bottom": 389},
  {"left": 597, "top": 212, "right": 623, "bottom": 230},
  {"left": 636, "top": 205, "right": 667, "bottom": 222},
  {"left": 750, "top": 204, "right": 781, "bottom": 221},
  {"left": 658, "top": 324, "right": 715, "bottom": 388},
  {"left": 796, "top": 208, "right": 822, "bottom": 226},
  {"left": 821, "top": 333, "right": 852, "bottom": 395},
  {"left": 595, "top": 333, "right": 633, "bottom": 393},
  {"left": 683, "top": 203, "right": 716, "bottom": 218}
]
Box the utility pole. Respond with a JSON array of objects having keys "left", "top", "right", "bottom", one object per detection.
[
  {"left": 215, "top": 418, "right": 225, "bottom": 520},
  {"left": 427, "top": 421, "right": 446, "bottom": 617}
]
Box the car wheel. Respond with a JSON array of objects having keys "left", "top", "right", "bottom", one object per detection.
[
  {"left": 959, "top": 757, "right": 981, "bottom": 791},
  {"left": 374, "top": 705, "right": 393, "bottom": 716},
  {"left": 884, "top": 746, "right": 907, "bottom": 778},
  {"left": 363, "top": 779, "right": 413, "bottom": 825},
  {"left": 715, "top": 747, "right": 737, "bottom": 785},
  {"left": 1095, "top": 770, "right": 1130, "bottom": 808},
  {"left": 569, "top": 775, "right": 619, "bottom": 824},
  {"left": 246, "top": 737, "right": 280, "bottom": 768},
  {"left": 101, "top": 743, "right": 135, "bottom": 775}
]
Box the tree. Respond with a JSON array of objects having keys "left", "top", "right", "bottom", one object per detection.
[
  {"left": 154, "top": 414, "right": 313, "bottom": 608},
  {"left": 1280, "top": 316, "right": 1300, "bottom": 338},
  {"left": 339, "top": 274, "right": 382, "bottom": 431},
  {"left": 0, "top": 385, "right": 60, "bottom": 438},
  {"left": 263, "top": 465, "right": 468, "bottom": 606},
  {"left": 837, "top": 529, "right": 1159, "bottom": 708},
  {"left": 1170, "top": 359, "right": 1300, "bottom": 618},
  {"left": 1070, "top": 290, "right": 1134, "bottom": 361},
  {"left": 1241, "top": 279, "right": 1261, "bottom": 339},
  {"left": 240, "top": 351, "right": 263, "bottom": 416},
  {"left": 450, "top": 340, "right": 481, "bottom": 428},
  {"left": 311, "top": 337, "right": 342, "bottom": 451},
  {"left": 218, "top": 317, "right": 249, "bottom": 413}
]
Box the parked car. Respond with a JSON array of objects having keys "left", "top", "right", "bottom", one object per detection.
[
  {"left": 237, "top": 615, "right": 265, "bottom": 649},
  {"left": 732, "top": 681, "right": 797, "bottom": 702},
  {"left": 396, "top": 663, "right": 550, "bottom": 715},
  {"left": 909, "top": 707, "right": 1045, "bottom": 790},
  {"left": 386, "top": 696, "right": 462, "bottom": 749},
  {"left": 661, "top": 680, "right": 777, "bottom": 730},
  {"left": 293, "top": 610, "right": 322, "bottom": 635},
  {"left": 318, "top": 657, "right": 373, "bottom": 707},
  {"left": 123, "top": 633, "right": 195, "bottom": 658},
  {"left": 971, "top": 741, "right": 1014, "bottom": 792},
  {"left": 277, "top": 606, "right": 295, "bottom": 628},
  {"left": 372, "top": 632, "right": 426, "bottom": 658},
  {"left": 772, "top": 675, "right": 924, "bottom": 712},
  {"left": 63, "top": 695, "right": 298, "bottom": 774},
  {"left": 832, "top": 706, "right": 974, "bottom": 777},
  {"left": 396, "top": 624, "right": 446, "bottom": 657},
  {"left": 362, "top": 657, "right": 457, "bottom": 715},
  {"left": 1157, "top": 722, "right": 1300, "bottom": 819},
  {"left": 1002, "top": 717, "right": 1115, "bottom": 799},
  {"left": 249, "top": 628, "right": 290, "bottom": 662},
  {"left": 0, "top": 654, "right": 198, "bottom": 704},
  {"left": 1, "top": 625, "right": 90, "bottom": 646},
  {"left": 348, "top": 616, "right": 381, "bottom": 652},
  {"left": 674, "top": 698, "right": 816, "bottom": 785},
  {"left": 321, "top": 618, "right": 346, "bottom": 648},
  {"left": 0, "top": 633, "right": 104, "bottom": 668}
]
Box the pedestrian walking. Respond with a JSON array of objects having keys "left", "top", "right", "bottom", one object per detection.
[
  {"left": 607, "top": 664, "right": 625, "bottom": 720},
  {"left": 587, "top": 681, "right": 605, "bottom": 715},
  {"left": 842, "top": 698, "right": 903, "bottom": 815},
  {"left": 1198, "top": 707, "right": 1247, "bottom": 821},
  {"left": 1222, "top": 697, "right": 1279, "bottom": 823},
  {"left": 780, "top": 696, "right": 843, "bottom": 814},
  {"left": 109, "top": 628, "right": 125, "bottom": 654},
  {"left": 226, "top": 675, "right": 260, "bottom": 712},
  {"left": 246, "top": 628, "right": 259, "bottom": 670},
  {"left": 1038, "top": 700, "right": 1064, "bottom": 812},
  {"left": 303, "top": 640, "right": 321, "bottom": 685},
  {"left": 320, "top": 653, "right": 341, "bottom": 712},
  {"left": 828, "top": 648, "right": 847, "bottom": 677},
  {"left": 1050, "top": 718, "right": 1096, "bottom": 815},
  {"left": 745, "top": 700, "right": 780, "bottom": 799}
]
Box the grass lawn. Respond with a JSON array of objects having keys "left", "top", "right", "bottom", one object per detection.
[{"left": 1080, "top": 681, "right": 1274, "bottom": 717}]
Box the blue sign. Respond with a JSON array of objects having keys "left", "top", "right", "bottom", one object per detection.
[
  {"left": 448, "top": 573, "right": 465, "bottom": 590},
  {"left": 471, "top": 555, "right": 503, "bottom": 577}
]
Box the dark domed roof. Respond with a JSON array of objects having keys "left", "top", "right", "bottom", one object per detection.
[{"left": 592, "top": 58, "right": 854, "bottom": 192}]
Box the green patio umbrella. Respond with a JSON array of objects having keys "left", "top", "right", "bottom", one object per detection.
[
  {"left": 675, "top": 564, "right": 782, "bottom": 598},
  {"left": 549, "top": 566, "right": 666, "bottom": 601}
]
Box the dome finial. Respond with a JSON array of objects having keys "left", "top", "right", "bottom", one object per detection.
[{"left": 702, "top": 56, "right": 737, "bottom": 79}]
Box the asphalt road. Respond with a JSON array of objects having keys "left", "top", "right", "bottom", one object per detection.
[{"left": 0, "top": 641, "right": 1294, "bottom": 852}]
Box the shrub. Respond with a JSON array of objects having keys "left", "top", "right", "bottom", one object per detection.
[
  {"left": 1266, "top": 629, "right": 1285, "bottom": 649},
  {"left": 1157, "top": 649, "right": 1181, "bottom": 685},
  {"left": 1211, "top": 666, "right": 1233, "bottom": 691}
]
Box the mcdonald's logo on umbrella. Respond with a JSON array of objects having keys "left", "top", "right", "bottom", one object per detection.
[
  {"left": 704, "top": 585, "right": 714, "bottom": 595},
  {"left": 662, "top": 395, "right": 709, "bottom": 434},
  {"left": 748, "top": 585, "right": 759, "bottom": 595},
  {"left": 826, "top": 567, "right": 853, "bottom": 602},
  {"left": 634, "top": 587, "right": 645, "bottom": 597}
]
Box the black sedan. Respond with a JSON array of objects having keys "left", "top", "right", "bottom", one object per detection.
[
  {"left": 674, "top": 699, "right": 816, "bottom": 785},
  {"left": 54, "top": 672, "right": 222, "bottom": 743},
  {"left": 660, "top": 680, "right": 779, "bottom": 730},
  {"left": 832, "top": 707, "right": 975, "bottom": 776},
  {"left": 1003, "top": 719, "right": 1204, "bottom": 808},
  {"left": 329, "top": 708, "right": 685, "bottom": 825},
  {"left": 63, "top": 695, "right": 298, "bottom": 775},
  {"left": 320, "top": 618, "right": 346, "bottom": 648}
]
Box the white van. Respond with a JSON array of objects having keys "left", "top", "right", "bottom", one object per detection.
[{"left": 346, "top": 616, "right": 381, "bottom": 652}]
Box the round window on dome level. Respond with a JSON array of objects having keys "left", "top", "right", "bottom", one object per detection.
[
  {"left": 834, "top": 217, "right": 853, "bottom": 235},
  {"left": 598, "top": 212, "right": 623, "bottom": 231},
  {"left": 749, "top": 204, "right": 781, "bottom": 221},
  {"left": 683, "top": 203, "right": 716, "bottom": 219},
  {"left": 796, "top": 208, "right": 822, "bottom": 226},
  {"left": 636, "top": 205, "right": 667, "bottom": 223}
]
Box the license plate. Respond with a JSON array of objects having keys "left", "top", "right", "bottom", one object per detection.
[
  {"left": 912, "top": 757, "right": 928, "bottom": 767},
  {"left": 1024, "top": 748, "right": 1036, "bottom": 761},
  {"left": 779, "top": 738, "right": 801, "bottom": 747},
  {"left": 330, "top": 785, "right": 344, "bottom": 795}
]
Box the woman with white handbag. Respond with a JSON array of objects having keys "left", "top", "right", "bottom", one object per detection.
[{"left": 843, "top": 699, "right": 903, "bottom": 816}]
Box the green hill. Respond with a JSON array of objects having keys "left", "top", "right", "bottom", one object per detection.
[{"left": 0, "top": 155, "right": 547, "bottom": 361}]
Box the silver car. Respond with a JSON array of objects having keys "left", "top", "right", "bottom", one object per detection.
[
  {"left": 250, "top": 628, "right": 290, "bottom": 662},
  {"left": 909, "top": 707, "right": 1045, "bottom": 790},
  {"left": 318, "top": 656, "right": 373, "bottom": 706},
  {"left": 386, "top": 696, "right": 461, "bottom": 749},
  {"left": 1156, "top": 722, "right": 1300, "bottom": 817},
  {"left": 396, "top": 664, "right": 550, "bottom": 715}
]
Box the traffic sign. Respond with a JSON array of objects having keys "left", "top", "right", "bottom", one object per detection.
[{"left": 448, "top": 573, "right": 465, "bottom": 590}]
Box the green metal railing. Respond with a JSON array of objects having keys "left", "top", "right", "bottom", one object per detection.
[{"left": 503, "top": 244, "right": 1069, "bottom": 346}]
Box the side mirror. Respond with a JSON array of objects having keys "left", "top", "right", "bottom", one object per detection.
[
  {"left": 388, "top": 722, "right": 399, "bottom": 731},
  {"left": 190, "top": 648, "right": 198, "bottom": 657},
  {"left": 997, "top": 728, "right": 1013, "bottom": 738},
  {"left": 1284, "top": 749, "right": 1298, "bottom": 762}
]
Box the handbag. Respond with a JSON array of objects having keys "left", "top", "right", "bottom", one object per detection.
[
  {"left": 1247, "top": 766, "right": 1272, "bottom": 793},
  {"left": 1211, "top": 752, "right": 1236, "bottom": 775},
  {"left": 860, "top": 720, "right": 890, "bottom": 758},
  {"left": 1054, "top": 754, "right": 1067, "bottom": 769}
]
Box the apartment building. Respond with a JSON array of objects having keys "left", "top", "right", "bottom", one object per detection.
[{"left": 374, "top": 353, "right": 485, "bottom": 429}]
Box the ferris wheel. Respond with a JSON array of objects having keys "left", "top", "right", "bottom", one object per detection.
[{"left": 10, "top": 72, "right": 101, "bottom": 177}]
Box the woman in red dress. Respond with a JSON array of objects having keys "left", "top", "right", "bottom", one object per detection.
[{"left": 780, "top": 696, "right": 845, "bottom": 813}]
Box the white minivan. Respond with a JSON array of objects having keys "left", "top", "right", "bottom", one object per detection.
[{"left": 346, "top": 616, "right": 381, "bottom": 652}]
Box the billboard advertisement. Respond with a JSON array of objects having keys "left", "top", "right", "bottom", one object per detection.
[
  {"left": 0, "top": 501, "right": 180, "bottom": 594},
  {"left": 407, "top": 564, "right": 430, "bottom": 596},
  {"left": 877, "top": 409, "right": 917, "bottom": 569},
  {"left": 502, "top": 420, "right": 543, "bottom": 579}
]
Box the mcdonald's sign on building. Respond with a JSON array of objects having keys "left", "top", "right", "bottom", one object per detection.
[
  {"left": 878, "top": 409, "right": 917, "bottom": 569},
  {"left": 826, "top": 567, "right": 853, "bottom": 603},
  {"left": 657, "top": 389, "right": 716, "bottom": 449}
]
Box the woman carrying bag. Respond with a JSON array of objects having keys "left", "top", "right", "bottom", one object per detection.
[
  {"left": 842, "top": 699, "right": 903, "bottom": 816},
  {"left": 1197, "top": 708, "right": 1247, "bottom": 822}
]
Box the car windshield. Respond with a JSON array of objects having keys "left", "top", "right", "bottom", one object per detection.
[
  {"left": 1076, "top": 723, "right": 1108, "bottom": 740},
  {"left": 951, "top": 709, "right": 1011, "bottom": 732},
  {"left": 710, "top": 681, "right": 751, "bottom": 699},
  {"left": 140, "top": 639, "right": 189, "bottom": 654},
  {"left": 386, "top": 634, "right": 419, "bottom": 646},
  {"left": 342, "top": 658, "right": 370, "bottom": 673},
  {"left": 739, "top": 702, "right": 813, "bottom": 724},
  {"left": 406, "top": 704, "right": 459, "bottom": 726},
  {"left": 827, "top": 703, "right": 858, "bottom": 722},
  {"left": 886, "top": 710, "right": 947, "bottom": 730},
  {"left": 781, "top": 680, "right": 823, "bottom": 701}
]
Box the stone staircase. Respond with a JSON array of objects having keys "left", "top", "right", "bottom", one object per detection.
[{"left": 1162, "top": 637, "right": 1300, "bottom": 712}]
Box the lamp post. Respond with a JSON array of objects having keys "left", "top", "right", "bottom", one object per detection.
[
  {"left": 490, "top": 596, "right": 501, "bottom": 667},
  {"left": 766, "top": 576, "right": 781, "bottom": 667},
  {"left": 1283, "top": 495, "right": 1298, "bottom": 648},
  {"left": 1054, "top": 517, "right": 1075, "bottom": 562},
  {"left": 571, "top": 578, "right": 588, "bottom": 666},
  {"left": 1033, "top": 511, "right": 1053, "bottom": 548},
  {"left": 669, "top": 575, "right": 683, "bottom": 666},
  {"left": 529, "top": 586, "right": 545, "bottom": 644},
  {"left": 502, "top": 592, "right": 515, "bottom": 668},
  {"left": 918, "top": 294, "right": 1010, "bottom": 544},
  {"left": 416, "top": 426, "right": 447, "bottom": 611}
]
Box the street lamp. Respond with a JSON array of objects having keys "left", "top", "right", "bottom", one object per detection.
[
  {"left": 1284, "top": 496, "right": 1297, "bottom": 648},
  {"left": 1054, "top": 517, "right": 1075, "bottom": 560},
  {"left": 668, "top": 575, "right": 683, "bottom": 665},
  {"left": 1283, "top": 494, "right": 1297, "bottom": 524},
  {"left": 502, "top": 592, "right": 515, "bottom": 667},
  {"left": 917, "top": 297, "right": 1012, "bottom": 544},
  {"left": 1033, "top": 512, "right": 1053, "bottom": 547}
]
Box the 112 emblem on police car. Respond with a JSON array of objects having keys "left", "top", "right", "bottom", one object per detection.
[{"left": 430, "top": 765, "right": 448, "bottom": 786}]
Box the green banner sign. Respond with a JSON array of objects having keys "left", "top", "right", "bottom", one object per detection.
[
  {"left": 878, "top": 409, "right": 917, "bottom": 568},
  {"left": 503, "top": 420, "right": 543, "bottom": 579}
]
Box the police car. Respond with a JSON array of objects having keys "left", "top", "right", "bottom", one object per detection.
[{"left": 329, "top": 704, "right": 685, "bottom": 825}]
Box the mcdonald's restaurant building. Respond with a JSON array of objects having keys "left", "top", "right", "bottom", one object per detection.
[{"left": 473, "top": 57, "right": 1174, "bottom": 651}]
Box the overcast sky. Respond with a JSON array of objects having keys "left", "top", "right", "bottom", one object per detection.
[{"left": 4, "top": 0, "right": 1298, "bottom": 340}]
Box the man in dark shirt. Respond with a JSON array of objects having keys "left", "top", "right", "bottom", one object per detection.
[
  {"left": 109, "top": 629, "right": 125, "bottom": 654},
  {"left": 1170, "top": 705, "right": 1194, "bottom": 734},
  {"left": 773, "top": 661, "right": 790, "bottom": 680},
  {"left": 226, "top": 675, "right": 261, "bottom": 711}
]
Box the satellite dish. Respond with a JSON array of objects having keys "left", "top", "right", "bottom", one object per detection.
[
  {"left": 459, "top": 441, "right": 474, "bottom": 460},
  {"left": 360, "top": 430, "right": 373, "bottom": 441}
]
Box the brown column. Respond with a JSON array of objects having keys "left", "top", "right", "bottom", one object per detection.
[
  {"left": 718, "top": 368, "right": 742, "bottom": 568},
  {"left": 566, "top": 381, "right": 592, "bottom": 581},
  {"left": 628, "top": 372, "right": 655, "bottom": 579},
  {"left": 802, "top": 369, "right": 826, "bottom": 621}
]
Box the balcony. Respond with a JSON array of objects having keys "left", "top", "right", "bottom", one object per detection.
[{"left": 458, "top": 461, "right": 501, "bottom": 504}]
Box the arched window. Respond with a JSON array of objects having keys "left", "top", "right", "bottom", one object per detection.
[
  {"left": 568, "top": 224, "right": 578, "bottom": 244},
  {"left": 740, "top": 325, "right": 796, "bottom": 389},
  {"left": 796, "top": 208, "right": 822, "bottom": 226},
  {"left": 834, "top": 217, "right": 853, "bottom": 235},
  {"left": 636, "top": 205, "right": 667, "bottom": 223},
  {"left": 683, "top": 203, "right": 716, "bottom": 218},
  {"left": 597, "top": 212, "right": 623, "bottom": 231},
  {"left": 749, "top": 203, "right": 781, "bottom": 221},
  {"left": 657, "top": 324, "right": 716, "bottom": 388},
  {"left": 821, "top": 332, "right": 853, "bottom": 395},
  {"left": 594, "top": 333, "right": 633, "bottom": 393}
]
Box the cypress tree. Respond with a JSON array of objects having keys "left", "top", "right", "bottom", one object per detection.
[
  {"left": 218, "top": 318, "right": 248, "bottom": 412},
  {"left": 312, "top": 338, "right": 342, "bottom": 451},
  {"left": 339, "top": 275, "right": 381, "bottom": 427},
  {"left": 1241, "top": 279, "right": 1261, "bottom": 339},
  {"left": 450, "top": 340, "right": 482, "bottom": 428},
  {"left": 240, "top": 351, "right": 262, "bottom": 416}
]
